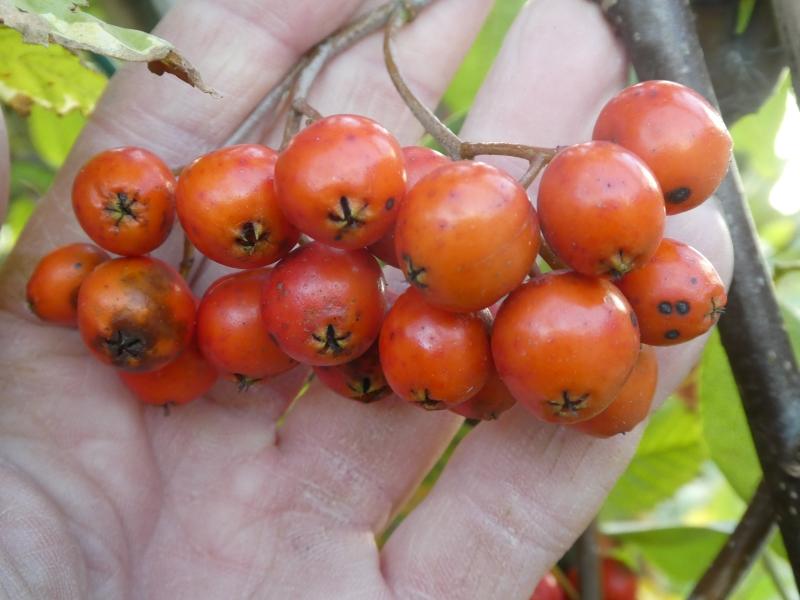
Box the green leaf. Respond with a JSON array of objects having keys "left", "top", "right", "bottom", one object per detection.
[
  {"left": 776, "top": 271, "right": 800, "bottom": 358},
  {"left": 735, "top": 0, "right": 757, "bottom": 35},
  {"left": 732, "top": 76, "right": 788, "bottom": 181},
  {"left": 441, "top": 0, "right": 526, "bottom": 116},
  {"left": 699, "top": 330, "right": 761, "bottom": 500},
  {"left": 602, "top": 397, "right": 708, "bottom": 519},
  {"left": 0, "top": 0, "right": 212, "bottom": 93},
  {"left": 612, "top": 524, "right": 729, "bottom": 584},
  {"left": 28, "top": 103, "right": 85, "bottom": 168},
  {"left": 0, "top": 26, "right": 105, "bottom": 114}
]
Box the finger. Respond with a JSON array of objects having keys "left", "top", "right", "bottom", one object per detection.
[
  {"left": 272, "top": 0, "right": 495, "bottom": 531},
  {"left": 0, "top": 0, "right": 369, "bottom": 316},
  {"left": 381, "top": 1, "right": 735, "bottom": 598}
]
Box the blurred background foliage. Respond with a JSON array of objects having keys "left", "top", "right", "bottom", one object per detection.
[{"left": 1, "top": 0, "right": 798, "bottom": 597}]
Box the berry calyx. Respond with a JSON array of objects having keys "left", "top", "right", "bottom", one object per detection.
[{"left": 313, "top": 341, "right": 391, "bottom": 403}]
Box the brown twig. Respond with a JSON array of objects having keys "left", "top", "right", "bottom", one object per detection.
[
  {"left": 689, "top": 481, "right": 774, "bottom": 599},
  {"left": 383, "top": 7, "right": 556, "bottom": 184},
  {"left": 552, "top": 565, "right": 579, "bottom": 600},
  {"left": 178, "top": 233, "right": 194, "bottom": 280}
]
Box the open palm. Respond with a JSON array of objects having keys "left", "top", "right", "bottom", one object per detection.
[{"left": 0, "top": 0, "right": 734, "bottom": 598}]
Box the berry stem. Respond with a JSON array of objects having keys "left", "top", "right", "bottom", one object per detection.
[
  {"left": 384, "top": 6, "right": 556, "bottom": 182},
  {"left": 551, "top": 565, "right": 579, "bottom": 600},
  {"left": 178, "top": 233, "right": 195, "bottom": 280}
]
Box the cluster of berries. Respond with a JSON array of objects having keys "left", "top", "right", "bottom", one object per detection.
[{"left": 26, "top": 80, "right": 730, "bottom": 436}]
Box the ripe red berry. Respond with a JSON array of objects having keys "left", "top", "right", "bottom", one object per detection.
[
  {"left": 530, "top": 573, "right": 566, "bottom": 600},
  {"left": 118, "top": 338, "right": 218, "bottom": 406},
  {"left": 72, "top": 147, "right": 176, "bottom": 255},
  {"left": 492, "top": 271, "right": 640, "bottom": 424},
  {"left": 394, "top": 160, "right": 539, "bottom": 312},
  {"left": 538, "top": 141, "right": 665, "bottom": 278},
  {"left": 369, "top": 146, "right": 449, "bottom": 267},
  {"left": 450, "top": 365, "right": 516, "bottom": 421},
  {"left": 26, "top": 242, "right": 110, "bottom": 326},
  {"left": 312, "top": 341, "right": 391, "bottom": 403},
  {"left": 379, "top": 287, "right": 491, "bottom": 409},
  {"left": 593, "top": 80, "right": 732, "bottom": 214},
  {"left": 77, "top": 256, "right": 195, "bottom": 371},
  {"left": 616, "top": 238, "right": 727, "bottom": 346},
  {"left": 262, "top": 242, "right": 386, "bottom": 366},
  {"left": 175, "top": 144, "right": 299, "bottom": 268},
  {"left": 572, "top": 345, "right": 658, "bottom": 437},
  {"left": 275, "top": 114, "right": 406, "bottom": 249},
  {"left": 197, "top": 269, "right": 297, "bottom": 379}
]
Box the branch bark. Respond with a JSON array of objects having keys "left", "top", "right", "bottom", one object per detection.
[
  {"left": 689, "top": 482, "right": 775, "bottom": 599},
  {"left": 596, "top": 0, "right": 800, "bottom": 587}
]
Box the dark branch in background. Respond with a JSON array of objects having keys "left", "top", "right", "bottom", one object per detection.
[
  {"left": 596, "top": 0, "right": 800, "bottom": 590},
  {"left": 576, "top": 520, "right": 602, "bottom": 600},
  {"left": 689, "top": 482, "right": 774, "bottom": 599},
  {"left": 770, "top": 0, "right": 800, "bottom": 110}
]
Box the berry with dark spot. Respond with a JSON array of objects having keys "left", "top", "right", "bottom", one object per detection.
[
  {"left": 593, "top": 80, "right": 732, "bottom": 215},
  {"left": 72, "top": 147, "right": 176, "bottom": 256},
  {"left": 176, "top": 144, "right": 299, "bottom": 268},
  {"left": 313, "top": 341, "right": 391, "bottom": 403},
  {"left": 77, "top": 256, "right": 195, "bottom": 371},
  {"left": 394, "top": 160, "right": 539, "bottom": 312},
  {"left": 492, "top": 271, "right": 640, "bottom": 424},
  {"left": 379, "top": 287, "right": 491, "bottom": 409},
  {"left": 275, "top": 114, "right": 406, "bottom": 249},
  {"left": 261, "top": 242, "right": 385, "bottom": 366},
  {"left": 26, "top": 243, "right": 110, "bottom": 326},
  {"left": 538, "top": 141, "right": 665, "bottom": 278},
  {"left": 369, "top": 146, "right": 449, "bottom": 267},
  {"left": 616, "top": 238, "right": 727, "bottom": 346}
]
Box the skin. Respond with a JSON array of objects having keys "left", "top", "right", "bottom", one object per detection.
[{"left": 0, "top": 1, "right": 733, "bottom": 598}]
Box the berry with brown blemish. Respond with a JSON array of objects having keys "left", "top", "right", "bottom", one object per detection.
[
  {"left": 616, "top": 238, "right": 727, "bottom": 346},
  {"left": 379, "top": 287, "right": 491, "bottom": 408}
]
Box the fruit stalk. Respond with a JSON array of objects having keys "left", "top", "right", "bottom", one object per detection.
[{"left": 595, "top": 0, "right": 800, "bottom": 587}]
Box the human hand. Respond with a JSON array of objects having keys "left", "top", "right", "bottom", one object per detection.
[{"left": 0, "top": 0, "right": 733, "bottom": 597}]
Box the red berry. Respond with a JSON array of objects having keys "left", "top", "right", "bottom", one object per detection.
[
  {"left": 593, "top": 80, "right": 732, "bottom": 214},
  {"left": 379, "top": 287, "right": 491, "bottom": 409},
  {"left": 394, "top": 160, "right": 539, "bottom": 312},
  {"left": 572, "top": 345, "right": 658, "bottom": 437},
  {"left": 262, "top": 242, "right": 386, "bottom": 366},
  {"left": 26, "top": 243, "right": 110, "bottom": 326},
  {"left": 450, "top": 364, "right": 516, "bottom": 421},
  {"left": 492, "top": 271, "right": 640, "bottom": 424},
  {"left": 118, "top": 338, "right": 218, "bottom": 406},
  {"left": 369, "top": 146, "right": 449, "bottom": 267},
  {"left": 538, "top": 141, "right": 664, "bottom": 278},
  {"left": 175, "top": 144, "right": 299, "bottom": 268},
  {"left": 77, "top": 257, "right": 195, "bottom": 371},
  {"left": 530, "top": 573, "right": 566, "bottom": 600},
  {"left": 616, "top": 238, "right": 727, "bottom": 346},
  {"left": 72, "top": 147, "right": 176, "bottom": 255},
  {"left": 197, "top": 269, "right": 297, "bottom": 379},
  {"left": 275, "top": 114, "right": 406, "bottom": 249},
  {"left": 313, "top": 341, "right": 391, "bottom": 403}
]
